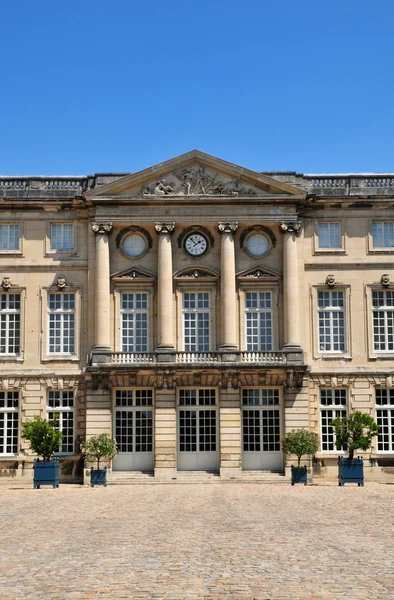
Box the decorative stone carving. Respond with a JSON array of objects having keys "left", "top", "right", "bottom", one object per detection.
[
  {"left": 178, "top": 269, "right": 213, "bottom": 279},
  {"left": 279, "top": 221, "right": 302, "bottom": 235},
  {"left": 120, "top": 270, "right": 150, "bottom": 279},
  {"left": 115, "top": 226, "right": 152, "bottom": 249},
  {"left": 1, "top": 276, "right": 12, "bottom": 290},
  {"left": 57, "top": 276, "right": 67, "bottom": 289},
  {"left": 140, "top": 166, "right": 261, "bottom": 197},
  {"left": 381, "top": 273, "right": 390, "bottom": 287},
  {"left": 155, "top": 222, "right": 175, "bottom": 235},
  {"left": 92, "top": 222, "right": 113, "bottom": 235},
  {"left": 218, "top": 222, "right": 238, "bottom": 235},
  {"left": 239, "top": 225, "right": 276, "bottom": 249},
  {"left": 245, "top": 269, "right": 274, "bottom": 279},
  {"left": 326, "top": 274, "right": 336, "bottom": 287}
]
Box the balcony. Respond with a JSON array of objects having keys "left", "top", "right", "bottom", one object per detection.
[{"left": 100, "top": 350, "right": 290, "bottom": 366}]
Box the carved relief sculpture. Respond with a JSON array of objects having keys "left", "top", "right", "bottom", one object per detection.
[
  {"left": 92, "top": 222, "right": 113, "bottom": 235},
  {"left": 279, "top": 221, "right": 302, "bottom": 235},
  {"left": 155, "top": 222, "right": 175, "bottom": 235},
  {"left": 218, "top": 222, "right": 238, "bottom": 235}
]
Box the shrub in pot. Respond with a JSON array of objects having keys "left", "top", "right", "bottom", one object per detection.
[
  {"left": 330, "top": 411, "right": 379, "bottom": 486},
  {"left": 281, "top": 429, "right": 319, "bottom": 485},
  {"left": 22, "top": 416, "right": 63, "bottom": 489},
  {"left": 80, "top": 433, "right": 118, "bottom": 487}
]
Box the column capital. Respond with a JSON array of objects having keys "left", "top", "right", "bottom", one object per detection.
[
  {"left": 218, "top": 222, "right": 238, "bottom": 235},
  {"left": 155, "top": 222, "right": 175, "bottom": 235},
  {"left": 279, "top": 221, "right": 302, "bottom": 236},
  {"left": 92, "top": 222, "right": 113, "bottom": 235}
]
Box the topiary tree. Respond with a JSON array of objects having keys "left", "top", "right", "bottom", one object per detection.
[
  {"left": 281, "top": 429, "right": 319, "bottom": 468},
  {"left": 22, "top": 416, "right": 63, "bottom": 462},
  {"left": 80, "top": 433, "right": 118, "bottom": 469},
  {"left": 330, "top": 411, "right": 379, "bottom": 460}
]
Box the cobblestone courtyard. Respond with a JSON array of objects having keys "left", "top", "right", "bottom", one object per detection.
[{"left": 0, "top": 482, "right": 393, "bottom": 599}]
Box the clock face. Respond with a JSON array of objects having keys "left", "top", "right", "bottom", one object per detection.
[
  {"left": 245, "top": 233, "right": 269, "bottom": 257},
  {"left": 123, "top": 234, "right": 146, "bottom": 257},
  {"left": 184, "top": 233, "right": 208, "bottom": 256}
]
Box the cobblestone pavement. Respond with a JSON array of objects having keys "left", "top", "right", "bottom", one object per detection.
[{"left": 0, "top": 482, "right": 393, "bottom": 600}]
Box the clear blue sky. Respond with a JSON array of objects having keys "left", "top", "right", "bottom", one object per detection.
[{"left": 1, "top": 0, "right": 393, "bottom": 175}]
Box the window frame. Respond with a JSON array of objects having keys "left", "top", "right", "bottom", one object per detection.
[
  {"left": 0, "top": 391, "right": 19, "bottom": 456},
  {"left": 319, "top": 388, "right": 348, "bottom": 454},
  {"left": 314, "top": 219, "right": 346, "bottom": 255},
  {"left": 311, "top": 285, "right": 352, "bottom": 359},
  {"left": 114, "top": 286, "right": 154, "bottom": 353},
  {"left": 45, "top": 220, "right": 79, "bottom": 256},
  {"left": 368, "top": 219, "right": 394, "bottom": 254},
  {"left": 112, "top": 388, "right": 155, "bottom": 455},
  {"left": 238, "top": 283, "right": 280, "bottom": 352},
  {"left": 0, "top": 222, "right": 23, "bottom": 255},
  {"left": 175, "top": 282, "right": 217, "bottom": 352},
  {"left": 47, "top": 390, "right": 75, "bottom": 455},
  {"left": 375, "top": 388, "right": 394, "bottom": 454},
  {"left": 365, "top": 284, "right": 394, "bottom": 359},
  {"left": 40, "top": 286, "right": 81, "bottom": 362},
  {"left": 0, "top": 289, "right": 25, "bottom": 362}
]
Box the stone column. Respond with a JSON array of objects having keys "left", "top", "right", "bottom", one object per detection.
[
  {"left": 155, "top": 222, "right": 175, "bottom": 361},
  {"left": 91, "top": 222, "right": 113, "bottom": 363},
  {"left": 280, "top": 221, "right": 303, "bottom": 363},
  {"left": 218, "top": 222, "right": 238, "bottom": 357}
]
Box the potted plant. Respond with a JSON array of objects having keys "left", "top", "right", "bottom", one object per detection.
[
  {"left": 80, "top": 433, "right": 118, "bottom": 487},
  {"left": 281, "top": 429, "right": 319, "bottom": 485},
  {"left": 330, "top": 411, "right": 379, "bottom": 486},
  {"left": 22, "top": 416, "right": 63, "bottom": 489}
]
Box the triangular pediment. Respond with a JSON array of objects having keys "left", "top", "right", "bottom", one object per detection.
[
  {"left": 85, "top": 150, "right": 305, "bottom": 200},
  {"left": 111, "top": 266, "right": 156, "bottom": 281},
  {"left": 174, "top": 266, "right": 219, "bottom": 280},
  {"left": 236, "top": 265, "right": 282, "bottom": 280}
]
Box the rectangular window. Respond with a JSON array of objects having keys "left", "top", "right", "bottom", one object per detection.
[
  {"left": 183, "top": 292, "right": 210, "bottom": 352},
  {"left": 121, "top": 293, "right": 148, "bottom": 352},
  {"left": 376, "top": 389, "right": 394, "bottom": 452},
  {"left": 320, "top": 389, "right": 347, "bottom": 452},
  {"left": 114, "top": 390, "right": 153, "bottom": 453},
  {"left": 0, "top": 391, "right": 19, "bottom": 455},
  {"left": 318, "top": 290, "right": 345, "bottom": 352},
  {"left": 51, "top": 223, "right": 74, "bottom": 250},
  {"left": 48, "top": 293, "right": 75, "bottom": 354},
  {"left": 245, "top": 292, "right": 273, "bottom": 351},
  {"left": 179, "top": 389, "right": 216, "bottom": 406},
  {"left": 372, "top": 221, "right": 394, "bottom": 248},
  {"left": 242, "top": 388, "right": 280, "bottom": 406},
  {"left": 47, "top": 391, "right": 74, "bottom": 454},
  {"left": 0, "top": 293, "right": 21, "bottom": 355},
  {"left": 0, "top": 224, "right": 20, "bottom": 251},
  {"left": 372, "top": 291, "right": 394, "bottom": 352},
  {"left": 318, "top": 222, "right": 341, "bottom": 249}
]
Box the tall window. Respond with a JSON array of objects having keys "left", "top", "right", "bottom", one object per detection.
[
  {"left": 121, "top": 293, "right": 148, "bottom": 352},
  {"left": 245, "top": 292, "right": 273, "bottom": 351},
  {"left": 114, "top": 389, "right": 153, "bottom": 453},
  {"left": 372, "top": 221, "right": 394, "bottom": 248},
  {"left": 183, "top": 292, "right": 210, "bottom": 352},
  {"left": 320, "top": 389, "right": 347, "bottom": 452},
  {"left": 0, "top": 224, "right": 19, "bottom": 251},
  {"left": 318, "top": 222, "right": 341, "bottom": 249},
  {"left": 318, "top": 290, "right": 345, "bottom": 352},
  {"left": 51, "top": 223, "right": 74, "bottom": 250},
  {"left": 372, "top": 291, "right": 394, "bottom": 352},
  {"left": 376, "top": 389, "right": 394, "bottom": 452},
  {"left": 0, "top": 293, "right": 20, "bottom": 355},
  {"left": 0, "top": 391, "right": 19, "bottom": 455},
  {"left": 47, "top": 391, "right": 74, "bottom": 454},
  {"left": 48, "top": 293, "right": 75, "bottom": 354}
]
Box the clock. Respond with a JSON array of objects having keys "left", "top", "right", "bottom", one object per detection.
[
  {"left": 123, "top": 234, "right": 147, "bottom": 258},
  {"left": 245, "top": 233, "right": 269, "bottom": 257},
  {"left": 184, "top": 233, "right": 208, "bottom": 257}
]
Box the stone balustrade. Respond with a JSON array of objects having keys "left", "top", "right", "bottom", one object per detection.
[
  {"left": 110, "top": 352, "right": 156, "bottom": 364},
  {"left": 176, "top": 352, "right": 220, "bottom": 364},
  {"left": 102, "top": 350, "right": 289, "bottom": 366},
  {"left": 0, "top": 177, "right": 87, "bottom": 195},
  {"left": 240, "top": 351, "right": 286, "bottom": 364}
]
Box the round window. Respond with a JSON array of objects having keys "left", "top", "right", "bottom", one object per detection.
[
  {"left": 245, "top": 233, "right": 269, "bottom": 257},
  {"left": 123, "top": 234, "right": 147, "bottom": 258}
]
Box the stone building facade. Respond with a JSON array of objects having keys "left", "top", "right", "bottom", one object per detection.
[{"left": 1, "top": 150, "right": 394, "bottom": 483}]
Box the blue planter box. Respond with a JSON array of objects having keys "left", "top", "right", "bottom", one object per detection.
[
  {"left": 338, "top": 457, "right": 364, "bottom": 486},
  {"left": 291, "top": 465, "right": 308, "bottom": 486},
  {"left": 33, "top": 459, "right": 59, "bottom": 489},
  {"left": 90, "top": 467, "right": 107, "bottom": 487}
]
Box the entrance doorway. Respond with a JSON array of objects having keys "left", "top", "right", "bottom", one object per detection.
[
  {"left": 112, "top": 389, "right": 154, "bottom": 471},
  {"left": 177, "top": 388, "right": 218, "bottom": 471},
  {"left": 242, "top": 388, "right": 282, "bottom": 471}
]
